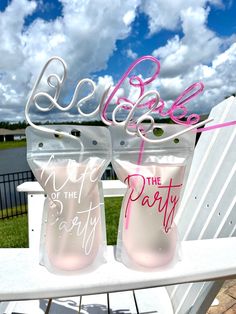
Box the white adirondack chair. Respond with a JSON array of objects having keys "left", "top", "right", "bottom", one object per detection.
[{"left": 0, "top": 96, "right": 235, "bottom": 314}]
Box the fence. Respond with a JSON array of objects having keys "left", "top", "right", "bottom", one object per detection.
[
  {"left": 0, "top": 165, "right": 117, "bottom": 219},
  {"left": 0, "top": 171, "right": 35, "bottom": 219},
  {"left": 101, "top": 164, "right": 117, "bottom": 180}
]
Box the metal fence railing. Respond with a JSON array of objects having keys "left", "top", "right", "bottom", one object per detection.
[
  {"left": 0, "top": 165, "right": 117, "bottom": 219},
  {"left": 0, "top": 170, "right": 35, "bottom": 219},
  {"left": 101, "top": 164, "right": 117, "bottom": 180}
]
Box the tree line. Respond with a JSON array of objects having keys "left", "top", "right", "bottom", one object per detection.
[
  {"left": 0, "top": 120, "right": 108, "bottom": 130},
  {"left": 0, "top": 121, "right": 28, "bottom": 130},
  {"left": 0, "top": 118, "right": 176, "bottom": 130}
]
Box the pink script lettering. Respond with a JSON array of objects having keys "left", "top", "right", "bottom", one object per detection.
[{"left": 125, "top": 174, "right": 182, "bottom": 233}]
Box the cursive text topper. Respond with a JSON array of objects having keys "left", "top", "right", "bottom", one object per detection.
[{"left": 25, "top": 56, "right": 235, "bottom": 144}]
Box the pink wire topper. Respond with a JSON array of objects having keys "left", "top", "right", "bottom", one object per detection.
[
  {"left": 101, "top": 54, "right": 207, "bottom": 128},
  {"left": 101, "top": 54, "right": 236, "bottom": 133},
  {"left": 101, "top": 55, "right": 161, "bottom": 125},
  {"left": 153, "top": 82, "right": 204, "bottom": 125}
]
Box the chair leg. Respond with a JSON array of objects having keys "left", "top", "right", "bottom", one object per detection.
[{"left": 45, "top": 298, "right": 52, "bottom": 314}]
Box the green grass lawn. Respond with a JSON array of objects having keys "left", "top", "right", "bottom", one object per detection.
[
  {"left": 105, "top": 197, "right": 122, "bottom": 244},
  {"left": 0, "top": 197, "right": 122, "bottom": 248},
  {"left": 0, "top": 215, "right": 29, "bottom": 248},
  {"left": 0, "top": 139, "right": 26, "bottom": 150}
]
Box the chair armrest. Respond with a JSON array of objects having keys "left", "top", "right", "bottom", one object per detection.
[
  {"left": 17, "top": 180, "right": 127, "bottom": 197},
  {"left": 0, "top": 237, "right": 235, "bottom": 301}
]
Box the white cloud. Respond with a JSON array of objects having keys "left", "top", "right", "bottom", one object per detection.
[
  {"left": 141, "top": 0, "right": 223, "bottom": 34},
  {"left": 152, "top": 6, "right": 222, "bottom": 77},
  {"left": 147, "top": 42, "right": 236, "bottom": 115},
  {"left": 97, "top": 41, "right": 236, "bottom": 119},
  {"left": 92, "top": 0, "right": 235, "bottom": 120},
  {"left": 140, "top": 0, "right": 236, "bottom": 114},
  {"left": 0, "top": 0, "right": 140, "bottom": 121},
  {"left": 126, "top": 48, "right": 138, "bottom": 59},
  {"left": 123, "top": 10, "right": 136, "bottom": 26},
  {"left": 0, "top": 0, "right": 36, "bottom": 70},
  {"left": 0, "top": 0, "right": 235, "bottom": 123}
]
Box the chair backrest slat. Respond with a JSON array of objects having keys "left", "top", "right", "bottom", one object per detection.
[
  {"left": 166, "top": 96, "right": 236, "bottom": 313},
  {"left": 176, "top": 96, "right": 236, "bottom": 241}
]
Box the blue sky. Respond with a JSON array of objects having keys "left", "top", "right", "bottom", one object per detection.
[{"left": 0, "top": 0, "right": 236, "bottom": 122}]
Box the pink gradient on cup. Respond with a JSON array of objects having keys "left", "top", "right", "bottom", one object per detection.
[
  {"left": 34, "top": 156, "right": 104, "bottom": 271},
  {"left": 117, "top": 161, "right": 185, "bottom": 268}
]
